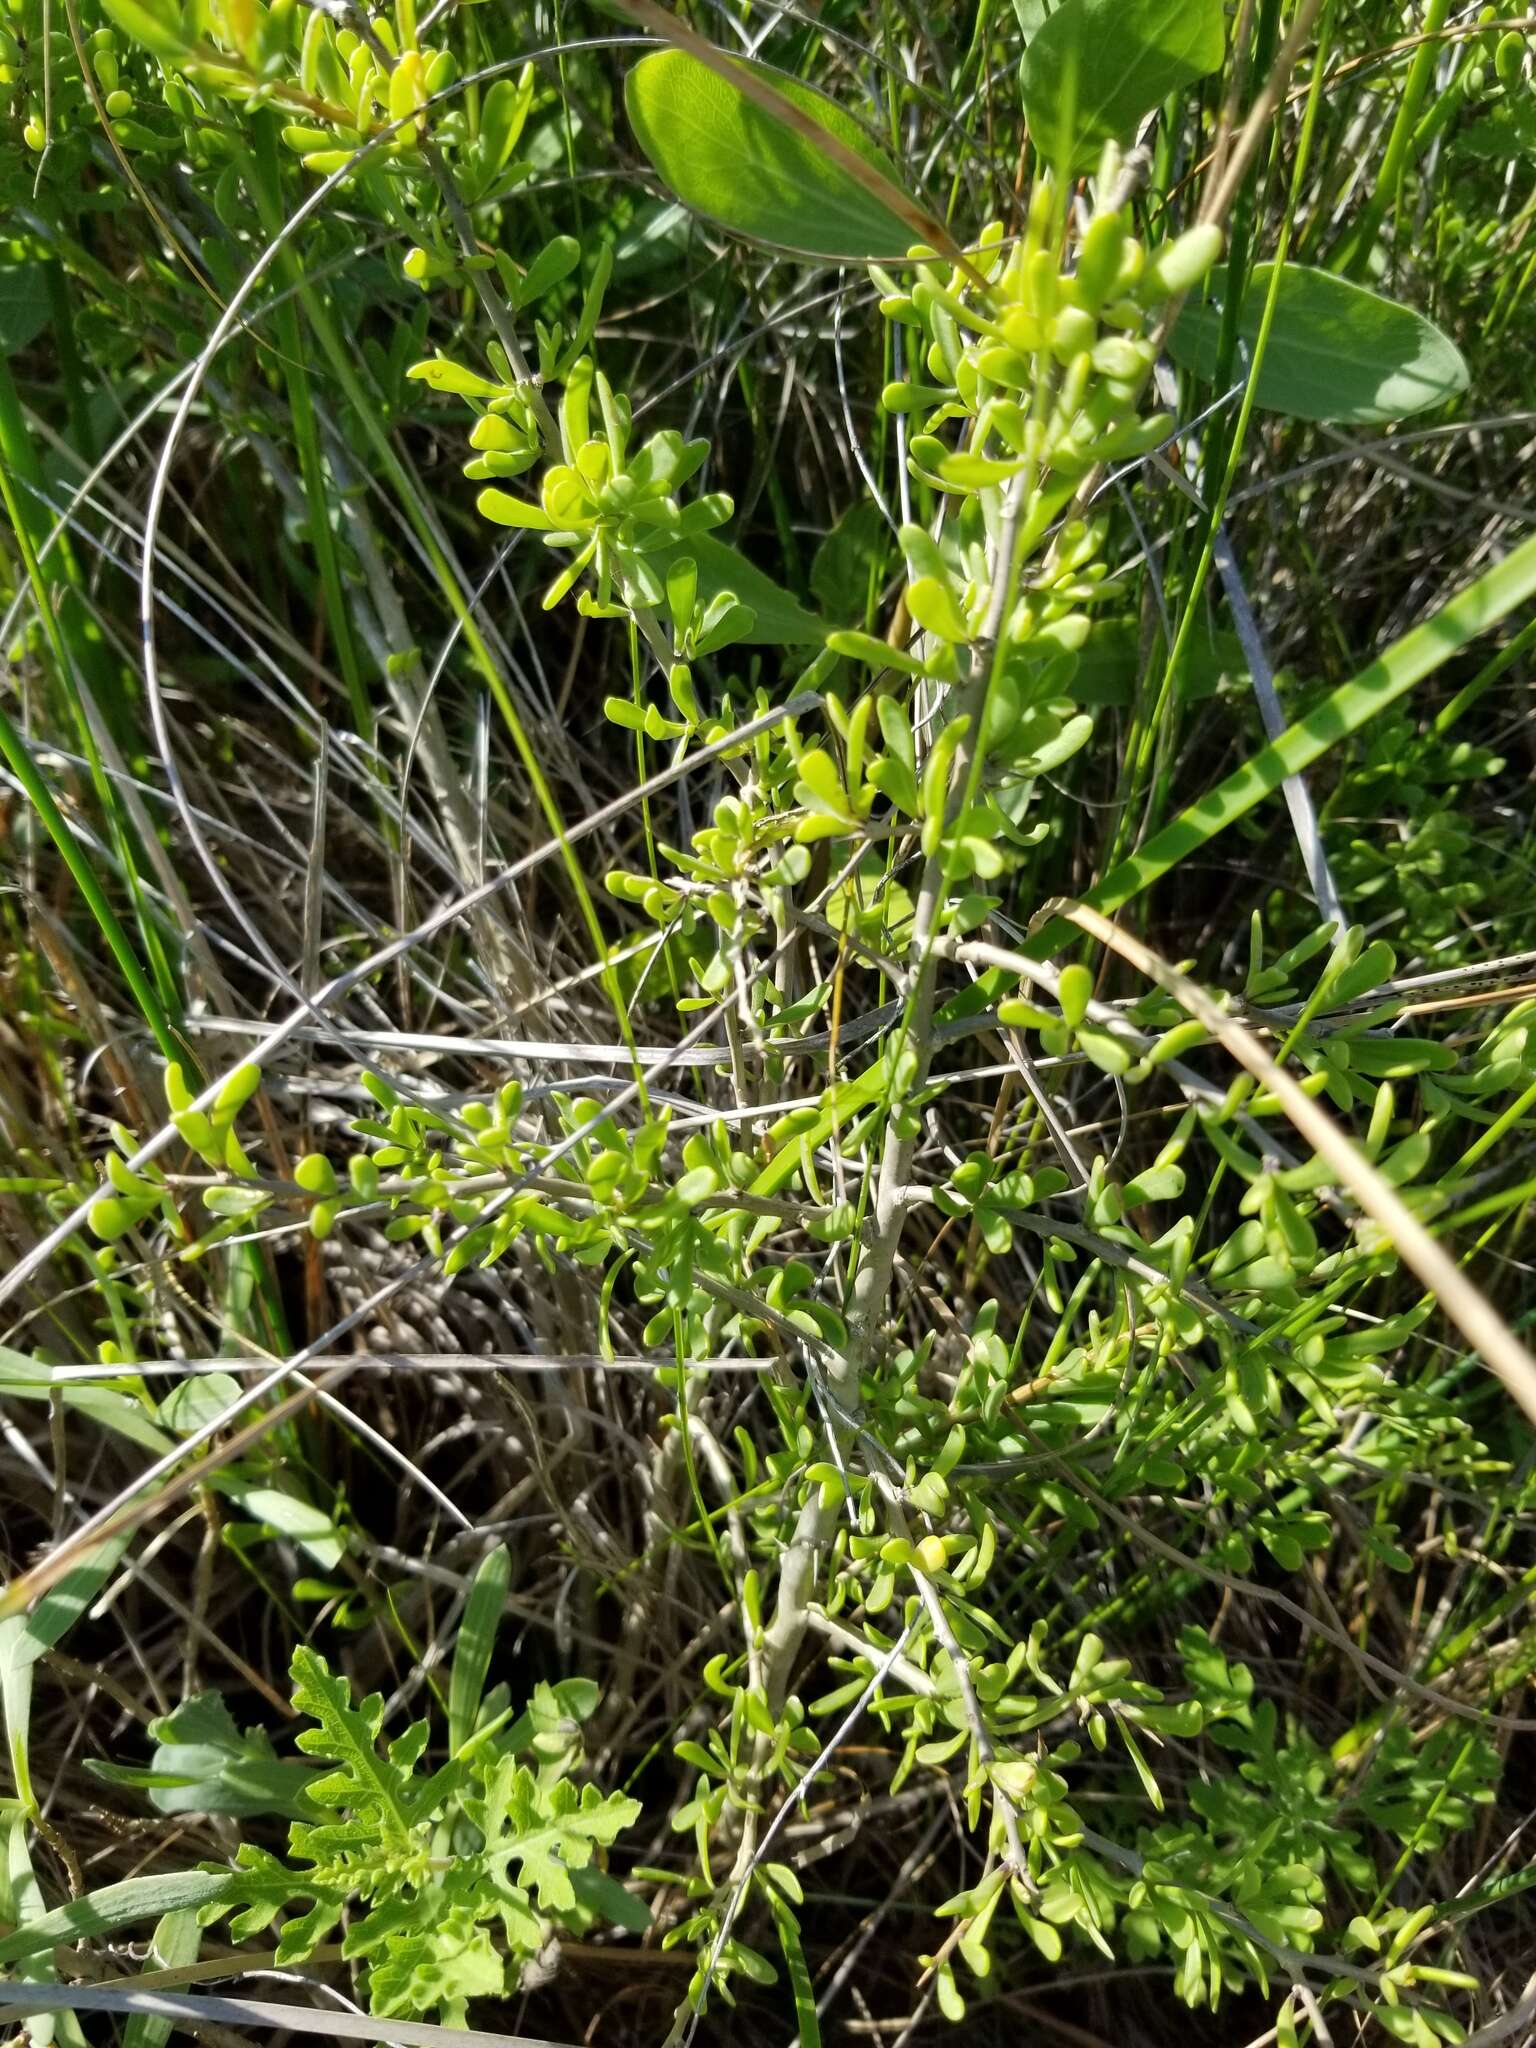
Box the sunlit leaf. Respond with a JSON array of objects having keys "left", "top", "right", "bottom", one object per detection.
[
  {"left": 1023, "top": 0, "right": 1224, "bottom": 170},
  {"left": 625, "top": 48, "right": 918, "bottom": 261}
]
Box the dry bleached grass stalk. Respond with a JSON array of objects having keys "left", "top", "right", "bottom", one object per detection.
[{"left": 1048, "top": 899, "right": 1536, "bottom": 1431}]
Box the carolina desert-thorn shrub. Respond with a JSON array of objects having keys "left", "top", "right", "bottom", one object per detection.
[{"left": 4, "top": 1, "right": 1536, "bottom": 2045}]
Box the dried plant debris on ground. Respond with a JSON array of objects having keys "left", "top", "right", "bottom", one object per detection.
[{"left": 3, "top": 0, "right": 1536, "bottom": 2044}]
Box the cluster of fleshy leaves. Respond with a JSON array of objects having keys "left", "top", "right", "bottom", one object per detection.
[
  {"left": 474, "top": 351, "right": 737, "bottom": 620},
  {"left": 65, "top": 0, "right": 508, "bottom": 185}
]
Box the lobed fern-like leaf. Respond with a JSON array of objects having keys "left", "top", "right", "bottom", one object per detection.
[
  {"left": 289, "top": 1649, "right": 424, "bottom": 1847},
  {"left": 202, "top": 1645, "right": 641, "bottom": 2022},
  {"left": 472, "top": 1756, "right": 642, "bottom": 1914}
]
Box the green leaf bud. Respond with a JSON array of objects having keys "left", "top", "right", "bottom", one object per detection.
[
  {"left": 1073, "top": 210, "right": 1128, "bottom": 310},
  {"left": 1058, "top": 963, "right": 1093, "bottom": 1028},
  {"left": 1137, "top": 222, "right": 1224, "bottom": 303},
  {"left": 89, "top": 1196, "right": 134, "bottom": 1239},
  {"left": 1050, "top": 304, "right": 1098, "bottom": 363},
  {"left": 1091, "top": 335, "right": 1153, "bottom": 382}
]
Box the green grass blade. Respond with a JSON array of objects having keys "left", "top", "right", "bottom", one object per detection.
[
  {"left": 122, "top": 1910, "right": 201, "bottom": 2048},
  {"left": 1029, "top": 528, "right": 1536, "bottom": 955},
  {"left": 448, "top": 1543, "right": 511, "bottom": 1754},
  {"left": 766, "top": 1876, "right": 822, "bottom": 2048},
  {"left": 2, "top": 1536, "right": 130, "bottom": 1812},
  {"left": 0, "top": 1871, "right": 233, "bottom": 1965},
  {"left": 0, "top": 694, "right": 183, "bottom": 1065}
]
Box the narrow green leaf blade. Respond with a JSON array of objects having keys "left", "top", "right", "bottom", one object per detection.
[
  {"left": 0, "top": 1872, "right": 234, "bottom": 1964},
  {"left": 767, "top": 1878, "right": 822, "bottom": 2048},
  {"left": 1170, "top": 263, "right": 1470, "bottom": 423},
  {"left": 122, "top": 1909, "right": 201, "bottom": 2048},
  {"left": 1029, "top": 528, "right": 1536, "bottom": 952},
  {"left": 3, "top": 1536, "right": 130, "bottom": 1812},
  {"left": 0, "top": 1348, "right": 174, "bottom": 1456},
  {"left": 449, "top": 1544, "right": 511, "bottom": 1753},
  {"left": 3, "top": 1815, "right": 66, "bottom": 2048},
  {"left": 0, "top": 1536, "right": 128, "bottom": 1674}
]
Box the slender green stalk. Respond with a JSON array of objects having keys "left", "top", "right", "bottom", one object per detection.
[{"left": 1336, "top": 0, "right": 1452, "bottom": 278}]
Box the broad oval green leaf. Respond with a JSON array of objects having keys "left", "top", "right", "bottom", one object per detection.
[
  {"left": 0, "top": 267, "right": 50, "bottom": 354},
  {"left": 1023, "top": 0, "right": 1224, "bottom": 171},
  {"left": 647, "top": 534, "right": 825, "bottom": 645},
  {"left": 625, "top": 49, "right": 916, "bottom": 262},
  {"left": 1169, "top": 263, "right": 1470, "bottom": 424},
  {"left": 811, "top": 499, "right": 889, "bottom": 618}
]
